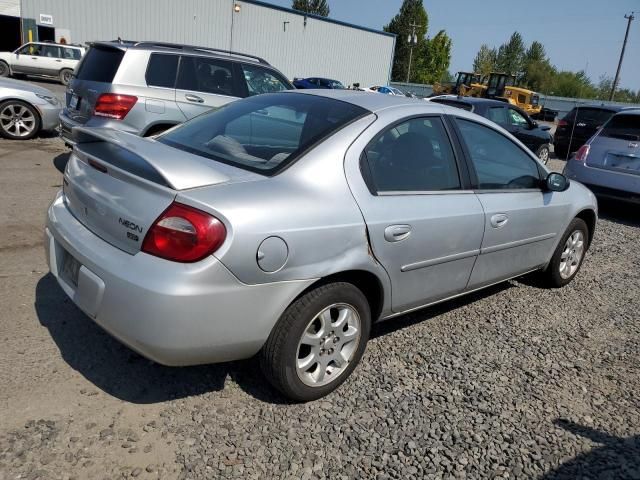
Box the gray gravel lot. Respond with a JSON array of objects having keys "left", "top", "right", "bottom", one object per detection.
[{"left": 0, "top": 135, "right": 639, "bottom": 479}]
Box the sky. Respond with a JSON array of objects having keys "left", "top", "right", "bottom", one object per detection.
[{"left": 264, "top": 0, "right": 640, "bottom": 91}]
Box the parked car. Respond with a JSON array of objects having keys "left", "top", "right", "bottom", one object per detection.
[
  {"left": 564, "top": 109, "right": 640, "bottom": 204},
  {"left": 59, "top": 41, "right": 294, "bottom": 146},
  {"left": 293, "top": 77, "right": 345, "bottom": 89},
  {"left": 45, "top": 91, "right": 597, "bottom": 401},
  {"left": 554, "top": 104, "right": 627, "bottom": 160},
  {"left": 531, "top": 107, "right": 558, "bottom": 122},
  {"left": 431, "top": 96, "right": 553, "bottom": 164},
  {"left": 0, "top": 77, "right": 61, "bottom": 139},
  {"left": 0, "top": 42, "right": 85, "bottom": 85},
  {"left": 360, "top": 85, "right": 405, "bottom": 96}
]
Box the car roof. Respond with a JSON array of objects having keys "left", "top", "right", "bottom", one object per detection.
[
  {"left": 285, "top": 89, "right": 443, "bottom": 113},
  {"left": 611, "top": 108, "right": 640, "bottom": 116},
  {"left": 571, "top": 104, "right": 629, "bottom": 112},
  {"left": 30, "top": 41, "right": 83, "bottom": 48},
  {"left": 92, "top": 40, "right": 270, "bottom": 65}
]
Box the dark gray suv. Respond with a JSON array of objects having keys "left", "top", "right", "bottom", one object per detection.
[{"left": 59, "top": 41, "right": 293, "bottom": 145}]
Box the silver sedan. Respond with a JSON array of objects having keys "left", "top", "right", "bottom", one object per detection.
[
  {"left": 0, "top": 77, "right": 60, "bottom": 139},
  {"left": 45, "top": 90, "right": 597, "bottom": 401}
]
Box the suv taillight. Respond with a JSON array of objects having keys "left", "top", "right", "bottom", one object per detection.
[
  {"left": 141, "top": 203, "right": 226, "bottom": 263},
  {"left": 557, "top": 119, "right": 568, "bottom": 127},
  {"left": 574, "top": 145, "right": 590, "bottom": 163},
  {"left": 94, "top": 93, "right": 137, "bottom": 120}
]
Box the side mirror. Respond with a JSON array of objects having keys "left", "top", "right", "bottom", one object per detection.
[{"left": 546, "top": 172, "right": 569, "bottom": 192}]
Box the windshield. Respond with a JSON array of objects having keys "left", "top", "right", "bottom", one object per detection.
[{"left": 158, "top": 93, "right": 369, "bottom": 175}]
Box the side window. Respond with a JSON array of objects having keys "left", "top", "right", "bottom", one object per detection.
[
  {"left": 363, "top": 117, "right": 460, "bottom": 193},
  {"left": 177, "top": 56, "right": 238, "bottom": 97},
  {"left": 146, "top": 53, "right": 179, "bottom": 88},
  {"left": 42, "top": 45, "right": 62, "bottom": 58},
  {"left": 63, "top": 48, "right": 81, "bottom": 60},
  {"left": 487, "top": 107, "right": 508, "bottom": 125},
  {"left": 241, "top": 64, "right": 290, "bottom": 97},
  {"left": 455, "top": 118, "right": 541, "bottom": 190},
  {"left": 18, "top": 43, "right": 42, "bottom": 56},
  {"left": 517, "top": 94, "right": 527, "bottom": 104},
  {"left": 508, "top": 108, "right": 529, "bottom": 128}
]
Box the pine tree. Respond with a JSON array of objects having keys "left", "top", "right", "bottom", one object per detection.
[
  {"left": 291, "top": 0, "right": 330, "bottom": 17},
  {"left": 420, "top": 30, "right": 452, "bottom": 84},
  {"left": 496, "top": 31, "right": 525, "bottom": 77},
  {"left": 472, "top": 44, "right": 497, "bottom": 76},
  {"left": 384, "top": 0, "right": 429, "bottom": 82}
]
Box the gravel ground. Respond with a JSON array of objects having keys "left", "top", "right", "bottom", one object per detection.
[{"left": 1, "top": 138, "right": 639, "bottom": 480}]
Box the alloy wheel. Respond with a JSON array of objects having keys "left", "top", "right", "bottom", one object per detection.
[
  {"left": 559, "top": 230, "right": 584, "bottom": 279},
  {"left": 296, "top": 303, "right": 361, "bottom": 387},
  {"left": 0, "top": 103, "right": 36, "bottom": 138}
]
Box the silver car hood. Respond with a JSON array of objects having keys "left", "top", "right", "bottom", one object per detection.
[{"left": 0, "top": 77, "right": 56, "bottom": 96}]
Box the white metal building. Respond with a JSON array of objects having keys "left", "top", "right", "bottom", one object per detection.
[{"left": 18, "top": 0, "right": 396, "bottom": 86}]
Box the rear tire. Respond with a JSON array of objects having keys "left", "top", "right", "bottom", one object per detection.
[
  {"left": 0, "top": 100, "right": 41, "bottom": 140},
  {"left": 541, "top": 218, "right": 589, "bottom": 288},
  {"left": 0, "top": 61, "right": 9, "bottom": 77},
  {"left": 260, "top": 282, "right": 371, "bottom": 402},
  {"left": 59, "top": 69, "right": 73, "bottom": 85},
  {"left": 536, "top": 144, "right": 550, "bottom": 165}
]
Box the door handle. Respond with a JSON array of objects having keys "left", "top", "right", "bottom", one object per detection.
[
  {"left": 384, "top": 225, "right": 412, "bottom": 242},
  {"left": 55, "top": 59, "right": 62, "bottom": 62},
  {"left": 185, "top": 94, "right": 204, "bottom": 103},
  {"left": 31, "top": 57, "right": 38, "bottom": 60},
  {"left": 490, "top": 214, "right": 509, "bottom": 228}
]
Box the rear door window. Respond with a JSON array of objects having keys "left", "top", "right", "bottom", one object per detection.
[
  {"left": 176, "top": 56, "right": 239, "bottom": 97},
  {"left": 42, "top": 45, "right": 62, "bottom": 59},
  {"left": 601, "top": 114, "right": 640, "bottom": 141},
  {"left": 487, "top": 107, "right": 508, "bottom": 125},
  {"left": 146, "top": 53, "right": 179, "bottom": 88},
  {"left": 75, "top": 46, "right": 124, "bottom": 82},
  {"left": 62, "top": 47, "right": 81, "bottom": 60},
  {"left": 240, "top": 64, "right": 291, "bottom": 97}
]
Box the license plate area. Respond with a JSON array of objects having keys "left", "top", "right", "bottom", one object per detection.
[
  {"left": 605, "top": 153, "right": 640, "bottom": 173},
  {"left": 69, "top": 94, "right": 80, "bottom": 110},
  {"left": 61, "top": 250, "right": 81, "bottom": 288}
]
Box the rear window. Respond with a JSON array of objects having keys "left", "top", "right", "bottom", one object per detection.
[
  {"left": 75, "top": 46, "right": 124, "bottom": 82},
  {"left": 565, "top": 107, "right": 616, "bottom": 125},
  {"left": 158, "top": 93, "right": 369, "bottom": 175},
  {"left": 146, "top": 53, "right": 179, "bottom": 88},
  {"left": 601, "top": 114, "right": 640, "bottom": 141}
]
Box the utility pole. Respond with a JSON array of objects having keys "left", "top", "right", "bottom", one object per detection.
[
  {"left": 406, "top": 22, "right": 421, "bottom": 83},
  {"left": 610, "top": 12, "right": 634, "bottom": 101}
]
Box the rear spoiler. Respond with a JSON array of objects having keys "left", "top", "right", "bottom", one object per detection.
[{"left": 72, "top": 127, "right": 231, "bottom": 190}]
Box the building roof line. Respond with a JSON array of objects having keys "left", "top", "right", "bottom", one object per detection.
[{"left": 239, "top": 0, "right": 396, "bottom": 38}]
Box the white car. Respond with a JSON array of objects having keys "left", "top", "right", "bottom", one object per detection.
[
  {"left": 0, "top": 42, "right": 85, "bottom": 85},
  {"left": 360, "top": 85, "right": 405, "bottom": 96}
]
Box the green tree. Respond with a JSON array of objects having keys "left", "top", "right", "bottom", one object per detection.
[
  {"left": 418, "top": 30, "right": 452, "bottom": 84},
  {"left": 549, "top": 70, "right": 596, "bottom": 98},
  {"left": 383, "top": 0, "right": 429, "bottom": 82},
  {"left": 524, "top": 41, "right": 546, "bottom": 64},
  {"left": 473, "top": 44, "right": 497, "bottom": 76},
  {"left": 291, "top": 0, "right": 329, "bottom": 17},
  {"left": 496, "top": 31, "right": 525, "bottom": 77},
  {"left": 522, "top": 40, "right": 553, "bottom": 91}
]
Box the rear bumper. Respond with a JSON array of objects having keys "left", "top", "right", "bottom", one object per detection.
[
  {"left": 45, "top": 191, "right": 315, "bottom": 366},
  {"left": 59, "top": 110, "right": 141, "bottom": 146},
  {"left": 35, "top": 103, "right": 62, "bottom": 131},
  {"left": 564, "top": 160, "right": 640, "bottom": 203}
]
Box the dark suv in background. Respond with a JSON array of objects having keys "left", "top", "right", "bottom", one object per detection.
[
  {"left": 59, "top": 41, "right": 294, "bottom": 145},
  {"left": 553, "top": 104, "right": 627, "bottom": 160}
]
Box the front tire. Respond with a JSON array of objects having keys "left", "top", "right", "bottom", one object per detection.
[
  {"left": 536, "top": 144, "right": 550, "bottom": 165},
  {"left": 0, "top": 100, "right": 41, "bottom": 140},
  {"left": 260, "top": 282, "right": 371, "bottom": 402},
  {"left": 541, "top": 218, "right": 589, "bottom": 288},
  {"left": 0, "top": 61, "right": 9, "bottom": 78}
]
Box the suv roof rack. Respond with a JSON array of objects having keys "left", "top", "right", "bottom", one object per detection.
[{"left": 131, "top": 41, "right": 269, "bottom": 65}]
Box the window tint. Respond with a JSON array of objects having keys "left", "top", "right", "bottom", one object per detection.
[
  {"left": 455, "top": 119, "right": 540, "bottom": 190},
  {"left": 177, "top": 56, "right": 237, "bottom": 96},
  {"left": 432, "top": 99, "right": 473, "bottom": 112},
  {"left": 363, "top": 117, "right": 460, "bottom": 192},
  {"left": 241, "top": 64, "right": 291, "bottom": 96},
  {"left": 508, "top": 108, "right": 529, "bottom": 127},
  {"left": 146, "top": 53, "right": 179, "bottom": 88},
  {"left": 601, "top": 114, "right": 640, "bottom": 140},
  {"left": 42, "top": 45, "right": 62, "bottom": 58},
  {"left": 158, "top": 93, "right": 367, "bottom": 175},
  {"left": 75, "top": 46, "right": 124, "bottom": 82},
  {"left": 487, "top": 107, "right": 508, "bottom": 125}
]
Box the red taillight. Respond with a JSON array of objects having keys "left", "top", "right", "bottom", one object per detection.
[
  {"left": 94, "top": 93, "right": 137, "bottom": 120},
  {"left": 141, "top": 203, "right": 226, "bottom": 263},
  {"left": 574, "top": 144, "right": 590, "bottom": 162},
  {"left": 557, "top": 119, "right": 568, "bottom": 127}
]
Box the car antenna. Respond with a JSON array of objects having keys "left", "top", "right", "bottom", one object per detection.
[{"left": 566, "top": 104, "right": 580, "bottom": 161}]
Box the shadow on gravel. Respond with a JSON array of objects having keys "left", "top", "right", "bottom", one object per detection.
[
  {"left": 371, "top": 282, "right": 510, "bottom": 339},
  {"left": 597, "top": 199, "right": 639, "bottom": 228},
  {"left": 542, "top": 419, "right": 640, "bottom": 479},
  {"left": 35, "top": 274, "right": 284, "bottom": 404},
  {"left": 52, "top": 152, "right": 70, "bottom": 173}
]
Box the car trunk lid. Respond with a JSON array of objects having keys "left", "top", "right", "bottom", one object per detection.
[
  {"left": 63, "top": 127, "right": 260, "bottom": 254},
  {"left": 586, "top": 113, "right": 640, "bottom": 175}
]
